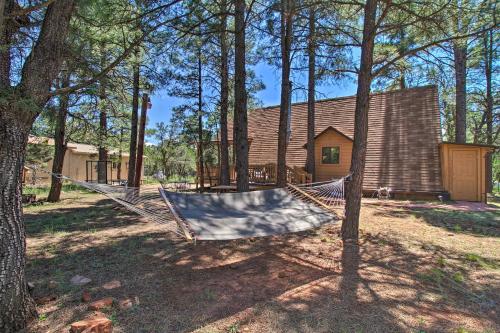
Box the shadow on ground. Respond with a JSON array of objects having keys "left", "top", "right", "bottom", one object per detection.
[
  {"left": 366, "top": 201, "right": 500, "bottom": 237},
  {"left": 26, "top": 197, "right": 499, "bottom": 333}
]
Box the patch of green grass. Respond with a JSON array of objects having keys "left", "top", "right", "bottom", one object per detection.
[
  {"left": 464, "top": 253, "right": 499, "bottom": 270},
  {"left": 456, "top": 327, "right": 470, "bottom": 333},
  {"left": 320, "top": 236, "right": 334, "bottom": 243},
  {"left": 23, "top": 183, "right": 91, "bottom": 197},
  {"left": 418, "top": 268, "right": 445, "bottom": 284},
  {"left": 108, "top": 311, "right": 118, "bottom": 325},
  {"left": 38, "top": 313, "right": 47, "bottom": 322},
  {"left": 375, "top": 238, "right": 388, "bottom": 246},
  {"left": 202, "top": 288, "right": 217, "bottom": 302},
  {"left": 411, "top": 208, "right": 499, "bottom": 237},
  {"left": 41, "top": 243, "right": 59, "bottom": 256},
  {"left": 437, "top": 257, "right": 447, "bottom": 267},
  {"left": 227, "top": 323, "right": 239, "bottom": 333},
  {"left": 452, "top": 272, "right": 464, "bottom": 283}
]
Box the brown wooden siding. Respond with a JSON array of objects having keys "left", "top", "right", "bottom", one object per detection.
[{"left": 237, "top": 85, "right": 444, "bottom": 192}]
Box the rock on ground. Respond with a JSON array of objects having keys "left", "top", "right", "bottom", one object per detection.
[
  {"left": 70, "top": 275, "right": 92, "bottom": 286},
  {"left": 88, "top": 298, "right": 114, "bottom": 311},
  {"left": 70, "top": 313, "right": 112, "bottom": 333}
]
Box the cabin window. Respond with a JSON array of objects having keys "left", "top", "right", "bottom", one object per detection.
[{"left": 321, "top": 147, "right": 340, "bottom": 164}]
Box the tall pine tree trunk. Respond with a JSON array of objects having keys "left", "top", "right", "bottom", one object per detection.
[
  {"left": 117, "top": 127, "right": 124, "bottom": 181},
  {"left": 453, "top": 41, "right": 467, "bottom": 143},
  {"left": 134, "top": 93, "right": 148, "bottom": 188},
  {"left": 127, "top": 54, "right": 140, "bottom": 186},
  {"left": 0, "top": 2, "right": 75, "bottom": 329},
  {"left": 398, "top": 28, "right": 407, "bottom": 90},
  {"left": 484, "top": 30, "right": 493, "bottom": 192},
  {"left": 342, "top": 0, "right": 377, "bottom": 241},
  {"left": 98, "top": 44, "right": 108, "bottom": 184},
  {"left": 306, "top": 6, "right": 316, "bottom": 181},
  {"left": 47, "top": 70, "right": 70, "bottom": 202},
  {"left": 277, "top": 0, "right": 293, "bottom": 187},
  {"left": 219, "top": 0, "right": 230, "bottom": 186},
  {"left": 197, "top": 47, "right": 205, "bottom": 191},
  {"left": 234, "top": 0, "right": 249, "bottom": 192}
]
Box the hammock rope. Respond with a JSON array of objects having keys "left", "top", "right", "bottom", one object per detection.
[
  {"left": 287, "top": 176, "right": 348, "bottom": 216},
  {"left": 26, "top": 165, "right": 185, "bottom": 237}
]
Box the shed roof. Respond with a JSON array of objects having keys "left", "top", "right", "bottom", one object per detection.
[
  {"left": 441, "top": 142, "right": 497, "bottom": 150},
  {"left": 233, "top": 85, "right": 444, "bottom": 192}
]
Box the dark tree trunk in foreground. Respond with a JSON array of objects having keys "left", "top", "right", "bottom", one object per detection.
[
  {"left": 219, "top": 0, "right": 230, "bottom": 186},
  {"left": 0, "top": 3, "right": 75, "bottom": 331},
  {"left": 134, "top": 93, "right": 148, "bottom": 188},
  {"left": 306, "top": 7, "right": 316, "bottom": 181},
  {"left": 484, "top": 30, "right": 493, "bottom": 192},
  {"left": 47, "top": 71, "right": 71, "bottom": 202},
  {"left": 277, "top": 0, "right": 294, "bottom": 187},
  {"left": 0, "top": 116, "right": 36, "bottom": 332},
  {"left": 453, "top": 41, "right": 467, "bottom": 144},
  {"left": 197, "top": 47, "right": 205, "bottom": 191},
  {"left": 342, "top": 0, "right": 377, "bottom": 241},
  {"left": 234, "top": 0, "right": 249, "bottom": 192},
  {"left": 127, "top": 56, "right": 140, "bottom": 186}
]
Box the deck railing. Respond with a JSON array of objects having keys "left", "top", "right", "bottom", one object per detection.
[{"left": 204, "top": 163, "right": 311, "bottom": 187}]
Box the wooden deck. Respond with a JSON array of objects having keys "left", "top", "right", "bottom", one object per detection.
[{"left": 202, "top": 163, "right": 312, "bottom": 188}]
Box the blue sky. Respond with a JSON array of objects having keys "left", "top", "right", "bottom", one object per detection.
[{"left": 147, "top": 62, "right": 357, "bottom": 130}]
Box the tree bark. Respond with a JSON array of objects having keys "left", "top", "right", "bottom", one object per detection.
[
  {"left": 219, "top": 0, "right": 230, "bottom": 186},
  {"left": 98, "top": 110, "right": 108, "bottom": 183},
  {"left": 0, "top": 112, "right": 37, "bottom": 332},
  {"left": 127, "top": 54, "right": 140, "bottom": 186},
  {"left": 98, "top": 43, "right": 108, "bottom": 184},
  {"left": 117, "top": 127, "right": 124, "bottom": 181},
  {"left": 134, "top": 93, "right": 148, "bottom": 188},
  {"left": 398, "top": 28, "right": 407, "bottom": 90},
  {"left": 306, "top": 6, "right": 316, "bottom": 181},
  {"left": 453, "top": 41, "right": 467, "bottom": 143},
  {"left": 47, "top": 70, "right": 70, "bottom": 202},
  {"left": 0, "top": 0, "right": 14, "bottom": 88},
  {"left": 234, "top": 0, "right": 249, "bottom": 192},
  {"left": 342, "top": 0, "right": 377, "bottom": 241},
  {"left": 277, "top": 0, "right": 293, "bottom": 187},
  {"left": 484, "top": 30, "right": 493, "bottom": 192},
  {"left": 0, "top": 1, "right": 74, "bottom": 330},
  {"left": 197, "top": 47, "right": 205, "bottom": 192}
]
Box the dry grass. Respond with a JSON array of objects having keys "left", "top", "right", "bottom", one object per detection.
[{"left": 24, "top": 191, "right": 499, "bottom": 333}]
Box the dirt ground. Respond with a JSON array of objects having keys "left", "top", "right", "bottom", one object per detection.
[{"left": 24, "top": 191, "right": 499, "bottom": 333}]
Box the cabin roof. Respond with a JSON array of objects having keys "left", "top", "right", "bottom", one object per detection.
[
  {"left": 28, "top": 136, "right": 131, "bottom": 157},
  {"left": 238, "top": 85, "right": 444, "bottom": 192},
  {"left": 302, "top": 126, "right": 353, "bottom": 148}
]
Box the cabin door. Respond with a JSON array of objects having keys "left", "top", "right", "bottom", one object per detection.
[{"left": 451, "top": 150, "right": 479, "bottom": 201}]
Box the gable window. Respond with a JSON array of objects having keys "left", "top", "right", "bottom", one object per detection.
[{"left": 322, "top": 147, "right": 340, "bottom": 164}]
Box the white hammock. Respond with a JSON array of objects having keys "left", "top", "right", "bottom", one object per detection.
[{"left": 26, "top": 165, "right": 348, "bottom": 241}]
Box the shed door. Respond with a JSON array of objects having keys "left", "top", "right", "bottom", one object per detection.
[{"left": 451, "top": 150, "right": 479, "bottom": 201}]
